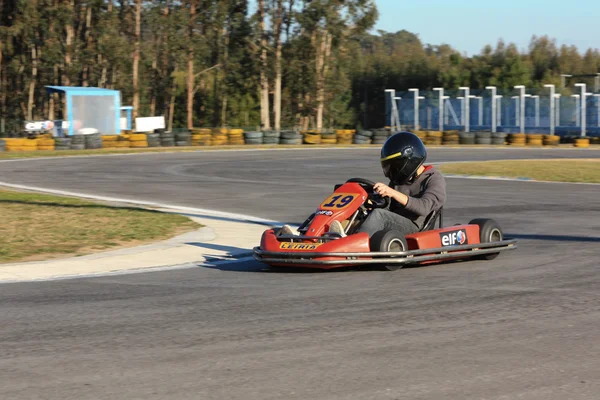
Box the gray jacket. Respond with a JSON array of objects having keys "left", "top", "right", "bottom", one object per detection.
[{"left": 389, "top": 166, "right": 447, "bottom": 229}]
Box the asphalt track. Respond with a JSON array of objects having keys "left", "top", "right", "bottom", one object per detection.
[{"left": 1, "top": 147, "right": 600, "bottom": 399}]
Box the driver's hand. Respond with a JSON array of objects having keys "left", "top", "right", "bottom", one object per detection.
[{"left": 373, "top": 182, "right": 397, "bottom": 198}]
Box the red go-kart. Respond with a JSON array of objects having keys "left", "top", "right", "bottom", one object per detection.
[{"left": 253, "top": 178, "right": 517, "bottom": 270}]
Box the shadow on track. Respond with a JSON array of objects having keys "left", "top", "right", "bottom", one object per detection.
[{"left": 506, "top": 233, "right": 600, "bottom": 243}]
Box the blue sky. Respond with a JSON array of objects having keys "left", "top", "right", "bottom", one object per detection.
[{"left": 373, "top": 0, "right": 600, "bottom": 55}]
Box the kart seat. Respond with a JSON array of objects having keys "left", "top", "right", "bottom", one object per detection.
[{"left": 421, "top": 207, "right": 444, "bottom": 232}]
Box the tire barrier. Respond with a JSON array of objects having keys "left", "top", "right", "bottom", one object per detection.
[
  {"left": 2, "top": 126, "right": 598, "bottom": 153},
  {"left": 507, "top": 133, "right": 526, "bottom": 146},
  {"left": 526, "top": 134, "right": 543, "bottom": 147}
]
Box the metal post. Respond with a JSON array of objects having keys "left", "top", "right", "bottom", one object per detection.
[
  {"left": 443, "top": 96, "right": 450, "bottom": 125},
  {"left": 594, "top": 94, "right": 600, "bottom": 127},
  {"left": 392, "top": 96, "right": 402, "bottom": 131},
  {"left": 486, "top": 86, "right": 497, "bottom": 132},
  {"left": 595, "top": 74, "right": 600, "bottom": 93},
  {"left": 514, "top": 86, "right": 526, "bottom": 133},
  {"left": 384, "top": 89, "right": 395, "bottom": 128},
  {"left": 571, "top": 95, "right": 580, "bottom": 127},
  {"left": 532, "top": 95, "right": 540, "bottom": 127},
  {"left": 575, "top": 83, "right": 587, "bottom": 136},
  {"left": 496, "top": 95, "right": 503, "bottom": 128},
  {"left": 555, "top": 94, "right": 561, "bottom": 127},
  {"left": 459, "top": 87, "right": 470, "bottom": 132},
  {"left": 512, "top": 96, "right": 519, "bottom": 126},
  {"left": 457, "top": 96, "right": 465, "bottom": 126},
  {"left": 433, "top": 88, "right": 444, "bottom": 131},
  {"left": 409, "top": 88, "right": 419, "bottom": 130},
  {"left": 544, "top": 85, "right": 555, "bottom": 135}
]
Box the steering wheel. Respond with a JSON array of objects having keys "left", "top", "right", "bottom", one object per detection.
[{"left": 346, "top": 177, "right": 391, "bottom": 209}]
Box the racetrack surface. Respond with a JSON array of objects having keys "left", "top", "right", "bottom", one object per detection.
[{"left": 1, "top": 147, "right": 599, "bottom": 399}]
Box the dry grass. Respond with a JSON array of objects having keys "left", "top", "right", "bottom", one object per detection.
[
  {"left": 439, "top": 159, "right": 600, "bottom": 183},
  {"left": 0, "top": 189, "right": 200, "bottom": 263}
]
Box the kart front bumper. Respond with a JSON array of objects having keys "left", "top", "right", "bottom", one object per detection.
[{"left": 253, "top": 239, "right": 518, "bottom": 267}]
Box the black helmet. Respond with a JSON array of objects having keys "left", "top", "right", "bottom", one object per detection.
[{"left": 380, "top": 131, "right": 427, "bottom": 185}]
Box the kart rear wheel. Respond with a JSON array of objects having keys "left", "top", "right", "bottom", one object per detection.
[
  {"left": 370, "top": 230, "right": 408, "bottom": 271},
  {"left": 469, "top": 218, "right": 503, "bottom": 260}
]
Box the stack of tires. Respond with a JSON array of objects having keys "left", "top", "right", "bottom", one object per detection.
[
  {"left": 37, "top": 136, "right": 55, "bottom": 151},
  {"left": 526, "top": 134, "right": 543, "bottom": 147},
  {"left": 70, "top": 135, "right": 86, "bottom": 150},
  {"left": 542, "top": 134, "right": 559, "bottom": 147},
  {"left": 507, "top": 133, "right": 526, "bottom": 146},
  {"left": 442, "top": 131, "right": 459, "bottom": 146},
  {"left": 228, "top": 129, "right": 245, "bottom": 145},
  {"left": 303, "top": 130, "right": 321, "bottom": 145},
  {"left": 84, "top": 133, "right": 103, "bottom": 149},
  {"left": 574, "top": 138, "right": 590, "bottom": 148},
  {"left": 425, "top": 131, "right": 442, "bottom": 146},
  {"left": 412, "top": 130, "right": 427, "bottom": 142},
  {"left": 115, "top": 135, "right": 131, "bottom": 148},
  {"left": 372, "top": 129, "right": 391, "bottom": 145},
  {"left": 244, "top": 131, "right": 263, "bottom": 145},
  {"left": 129, "top": 133, "right": 149, "bottom": 148},
  {"left": 191, "top": 128, "right": 212, "bottom": 146},
  {"left": 280, "top": 130, "right": 301, "bottom": 144},
  {"left": 175, "top": 130, "right": 191, "bottom": 146},
  {"left": 321, "top": 131, "right": 337, "bottom": 145},
  {"left": 591, "top": 137, "right": 600, "bottom": 145},
  {"left": 212, "top": 128, "right": 229, "bottom": 146},
  {"left": 459, "top": 132, "right": 475, "bottom": 145},
  {"left": 159, "top": 130, "right": 175, "bottom": 147},
  {"left": 147, "top": 133, "right": 160, "bottom": 147},
  {"left": 54, "top": 137, "right": 71, "bottom": 150},
  {"left": 0, "top": 138, "right": 5, "bottom": 152},
  {"left": 335, "top": 129, "right": 354, "bottom": 144},
  {"left": 354, "top": 130, "right": 372, "bottom": 144},
  {"left": 473, "top": 131, "right": 491, "bottom": 145},
  {"left": 262, "top": 130, "right": 280, "bottom": 144},
  {"left": 4, "top": 138, "right": 25, "bottom": 152},
  {"left": 101, "top": 135, "right": 119, "bottom": 149},
  {"left": 491, "top": 132, "right": 507, "bottom": 145}
]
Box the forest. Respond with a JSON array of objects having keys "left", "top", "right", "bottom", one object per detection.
[{"left": 1, "top": 0, "right": 600, "bottom": 133}]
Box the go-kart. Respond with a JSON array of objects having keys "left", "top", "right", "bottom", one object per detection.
[{"left": 252, "top": 178, "right": 517, "bottom": 270}]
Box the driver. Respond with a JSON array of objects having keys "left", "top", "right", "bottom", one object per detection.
[{"left": 280, "top": 131, "right": 446, "bottom": 238}]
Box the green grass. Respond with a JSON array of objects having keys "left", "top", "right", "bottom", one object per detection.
[
  {"left": 0, "top": 189, "right": 201, "bottom": 263},
  {"left": 439, "top": 159, "right": 600, "bottom": 183}
]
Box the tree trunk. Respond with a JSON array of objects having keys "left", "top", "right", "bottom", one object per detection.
[
  {"left": 63, "top": 0, "right": 74, "bottom": 86},
  {"left": 0, "top": 42, "right": 5, "bottom": 133},
  {"left": 82, "top": 5, "right": 93, "bottom": 87},
  {"left": 169, "top": 65, "right": 178, "bottom": 132},
  {"left": 258, "top": 0, "right": 271, "bottom": 130},
  {"left": 132, "top": 0, "right": 142, "bottom": 120},
  {"left": 315, "top": 31, "right": 331, "bottom": 131},
  {"left": 161, "top": 0, "right": 171, "bottom": 121},
  {"left": 27, "top": 44, "right": 38, "bottom": 121},
  {"left": 220, "top": 24, "right": 230, "bottom": 127},
  {"left": 273, "top": 0, "right": 283, "bottom": 131},
  {"left": 186, "top": 1, "right": 197, "bottom": 129},
  {"left": 49, "top": 65, "right": 59, "bottom": 120}
]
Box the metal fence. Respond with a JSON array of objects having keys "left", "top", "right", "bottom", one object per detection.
[{"left": 385, "top": 84, "right": 600, "bottom": 137}]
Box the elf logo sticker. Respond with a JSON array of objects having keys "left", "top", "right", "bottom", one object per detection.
[{"left": 440, "top": 229, "right": 467, "bottom": 246}]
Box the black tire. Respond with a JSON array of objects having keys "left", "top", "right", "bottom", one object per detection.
[
  {"left": 160, "top": 140, "right": 175, "bottom": 147},
  {"left": 70, "top": 144, "right": 85, "bottom": 150},
  {"left": 245, "top": 138, "right": 263, "bottom": 145},
  {"left": 55, "top": 146, "right": 70, "bottom": 151},
  {"left": 469, "top": 218, "right": 504, "bottom": 260},
  {"left": 491, "top": 132, "right": 506, "bottom": 140},
  {"left": 263, "top": 130, "right": 280, "bottom": 138},
  {"left": 263, "top": 137, "right": 279, "bottom": 144},
  {"left": 176, "top": 133, "right": 191, "bottom": 141},
  {"left": 280, "top": 131, "right": 299, "bottom": 139},
  {"left": 357, "top": 130, "right": 373, "bottom": 137},
  {"left": 71, "top": 135, "right": 85, "bottom": 144},
  {"left": 160, "top": 132, "right": 175, "bottom": 140},
  {"left": 459, "top": 132, "right": 476, "bottom": 144},
  {"left": 55, "top": 138, "right": 72, "bottom": 146},
  {"left": 154, "top": 128, "right": 165, "bottom": 134},
  {"left": 370, "top": 230, "right": 409, "bottom": 271},
  {"left": 280, "top": 138, "right": 301, "bottom": 144},
  {"left": 244, "top": 131, "right": 263, "bottom": 139},
  {"left": 176, "top": 141, "right": 189, "bottom": 146},
  {"left": 476, "top": 137, "right": 492, "bottom": 145},
  {"left": 475, "top": 131, "right": 491, "bottom": 139}
]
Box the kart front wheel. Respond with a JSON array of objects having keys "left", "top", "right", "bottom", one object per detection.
[
  {"left": 370, "top": 229, "right": 408, "bottom": 271},
  {"left": 469, "top": 218, "right": 503, "bottom": 260}
]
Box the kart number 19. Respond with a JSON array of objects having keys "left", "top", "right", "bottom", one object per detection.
[{"left": 320, "top": 194, "right": 356, "bottom": 209}]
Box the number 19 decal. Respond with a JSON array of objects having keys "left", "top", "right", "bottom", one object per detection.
[{"left": 320, "top": 193, "right": 357, "bottom": 210}]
